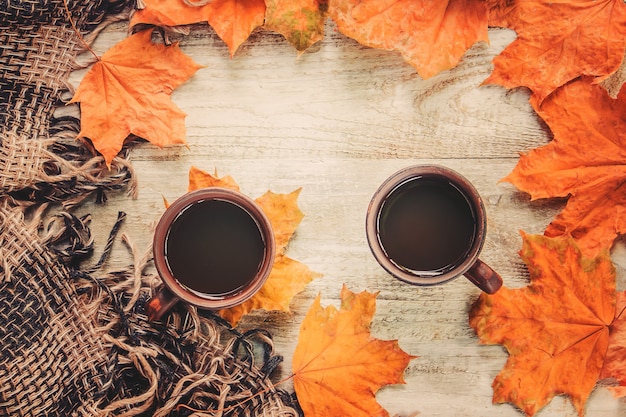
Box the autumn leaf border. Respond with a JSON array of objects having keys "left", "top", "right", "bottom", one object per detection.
[{"left": 65, "top": 1, "right": 626, "bottom": 416}]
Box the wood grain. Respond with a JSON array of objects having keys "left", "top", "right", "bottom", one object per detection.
[{"left": 69, "top": 20, "right": 626, "bottom": 417}]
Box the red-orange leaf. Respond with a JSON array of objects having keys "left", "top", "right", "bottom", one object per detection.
[
  {"left": 70, "top": 30, "right": 201, "bottom": 166},
  {"left": 292, "top": 285, "right": 415, "bottom": 417},
  {"left": 485, "top": 0, "right": 626, "bottom": 103},
  {"left": 600, "top": 291, "right": 626, "bottom": 397},
  {"left": 502, "top": 77, "right": 626, "bottom": 257},
  {"left": 184, "top": 166, "right": 320, "bottom": 326},
  {"left": 132, "top": 0, "right": 265, "bottom": 56},
  {"left": 131, "top": 0, "right": 210, "bottom": 27},
  {"left": 329, "top": 0, "right": 489, "bottom": 78},
  {"left": 470, "top": 232, "right": 616, "bottom": 416},
  {"left": 209, "top": 0, "right": 266, "bottom": 56},
  {"left": 264, "top": 0, "right": 325, "bottom": 51}
]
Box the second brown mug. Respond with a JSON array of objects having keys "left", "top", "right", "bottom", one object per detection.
[{"left": 366, "top": 165, "right": 502, "bottom": 294}]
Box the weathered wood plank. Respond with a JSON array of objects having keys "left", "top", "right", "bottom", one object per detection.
[{"left": 69, "top": 19, "right": 626, "bottom": 417}]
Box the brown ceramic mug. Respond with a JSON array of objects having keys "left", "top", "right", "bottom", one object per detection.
[
  {"left": 147, "top": 188, "right": 275, "bottom": 321},
  {"left": 366, "top": 165, "right": 502, "bottom": 294}
]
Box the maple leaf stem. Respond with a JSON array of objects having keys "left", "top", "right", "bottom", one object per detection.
[
  {"left": 615, "top": 304, "right": 626, "bottom": 322},
  {"left": 62, "top": 0, "right": 100, "bottom": 61},
  {"left": 275, "top": 373, "right": 296, "bottom": 386}
]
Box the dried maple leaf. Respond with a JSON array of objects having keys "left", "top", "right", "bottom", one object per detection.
[
  {"left": 209, "top": 0, "right": 266, "bottom": 56},
  {"left": 131, "top": 0, "right": 209, "bottom": 27},
  {"left": 70, "top": 30, "right": 201, "bottom": 166},
  {"left": 184, "top": 166, "right": 321, "bottom": 326},
  {"left": 254, "top": 189, "right": 304, "bottom": 255},
  {"left": 161, "top": 165, "right": 240, "bottom": 208},
  {"left": 469, "top": 232, "right": 620, "bottom": 417},
  {"left": 292, "top": 285, "right": 415, "bottom": 417},
  {"left": 131, "top": 0, "right": 265, "bottom": 57},
  {"left": 328, "top": 0, "right": 489, "bottom": 78},
  {"left": 264, "top": 0, "right": 326, "bottom": 52},
  {"left": 600, "top": 291, "right": 626, "bottom": 398},
  {"left": 502, "top": 77, "right": 626, "bottom": 258},
  {"left": 485, "top": 0, "right": 626, "bottom": 103},
  {"left": 187, "top": 165, "right": 239, "bottom": 192},
  {"left": 220, "top": 256, "right": 318, "bottom": 325}
]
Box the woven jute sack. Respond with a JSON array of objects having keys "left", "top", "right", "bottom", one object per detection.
[
  {"left": 0, "top": 1, "right": 300, "bottom": 415},
  {"left": 0, "top": 0, "right": 134, "bottom": 207},
  {"left": 0, "top": 202, "right": 300, "bottom": 416},
  {"left": 0, "top": 202, "right": 116, "bottom": 416}
]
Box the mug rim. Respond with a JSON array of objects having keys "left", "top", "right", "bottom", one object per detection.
[
  {"left": 365, "top": 165, "right": 486, "bottom": 286},
  {"left": 153, "top": 187, "right": 275, "bottom": 310}
]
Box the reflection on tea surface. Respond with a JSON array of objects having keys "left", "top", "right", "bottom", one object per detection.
[
  {"left": 378, "top": 178, "right": 476, "bottom": 276},
  {"left": 165, "top": 199, "right": 265, "bottom": 297}
]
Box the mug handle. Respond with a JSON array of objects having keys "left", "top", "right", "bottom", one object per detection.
[
  {"left": 146, "top": 286, "right": 180, "bottom": 321},
  {"left": 464, "top": 259, "right": 503, "bottom": 294}
]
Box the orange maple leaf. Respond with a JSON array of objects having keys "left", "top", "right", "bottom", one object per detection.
[
  {"left": 130, "top": 0, "right": 207, "bottom": 27},
  {"left": 209, "top": 0, "right": 266, "bottom": 56},
  {"left": 485, "top": 0, "right": 626, "bottom": 103},
  {"left": 328, "top": 0, "right": 489, "bottom": 78},
  {"left": 469, "top": 232, "right": 622, "bottom": 416},
  {"left": 185, "top": 166, "right": 321, "bottom": 326},
  {"left": 292, "top": 285, "right": 415, "bottom": 417},
  {"left": 264, "top": 0, "right": 326, "bottom": 51},
  {"left": 502, "top": 77, "right": 626, "bottom": 258},
  {"left": 600, "top": 292, "right": 626, "bottom": 397},
  {"left": 187, "top": 165, "right": 239, "bottom": 192},
  {"left": 70, "top": 30, "right": 201, "bottom": 166},
  {"left": 132, "top": 0, "right": 265, "bottom": 57}
]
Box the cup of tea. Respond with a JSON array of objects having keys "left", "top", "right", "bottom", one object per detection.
[
  {"left": 365, "top": 165, "right": 502, "bottom": 294},
  {"left": 147, "top": 187, "right": 275, "bottom": 321}
]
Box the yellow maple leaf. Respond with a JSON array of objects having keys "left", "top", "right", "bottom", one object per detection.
[
  {"left": 292, "top": 285, "right": 415, "bottom": 417},
  {"left": 185, "top": 166, "right": 321, "bottom": 326}
]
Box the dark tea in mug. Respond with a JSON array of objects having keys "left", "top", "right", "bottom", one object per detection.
[
  {"left": 148, "top": 188, "right": 275, "bottom": 320},
  {"left": 366, "top": 165, "right": 502, "bottom": 293},
  {"left": 165, "top": 199, "right": 265, "bottom": 297},
  {"left": 377, "top": 177, "right": 476, "bottom": 275}
]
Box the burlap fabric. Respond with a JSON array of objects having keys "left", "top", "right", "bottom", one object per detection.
[
  {"left": 0, "top": 1, "right": 299, "bottom": 416},
  {"left": 0, "top": 0, "right": 134, "bottom": 205}
]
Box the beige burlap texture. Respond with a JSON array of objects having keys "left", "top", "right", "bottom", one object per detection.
[
  {"left": 0, "top": 0, "right": 134, "bottom": 205},
  {"left": 0, "top": 1, "right": 300, "bottom": 416}
]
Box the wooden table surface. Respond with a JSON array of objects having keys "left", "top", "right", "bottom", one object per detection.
[{"left": 69, "top": 21, "right": 626, "bottom": 417}]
